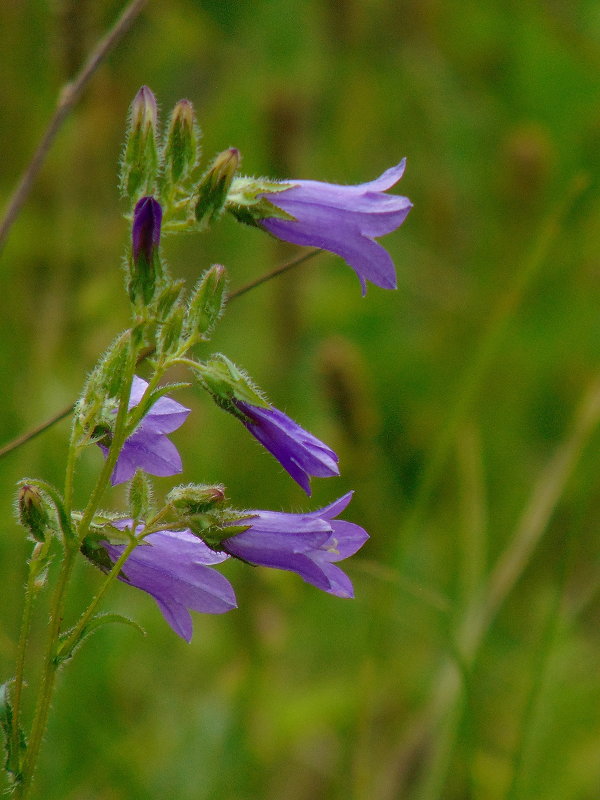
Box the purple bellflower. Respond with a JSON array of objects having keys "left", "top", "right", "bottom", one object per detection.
[
  {"left": 220, "top": 492, "right": 368, "bottom": 598},
  {"left": 99, "top": 375, "right": 190, "bottom": 485},
  {"left": 103, "top": 523, "right": 237, "bottom": 642},
  {"left": 233, "top": 400, "right": 339, "bottom": 494},
  {"left": 259, "top": 160, "right": 412, "bottom": 294}
]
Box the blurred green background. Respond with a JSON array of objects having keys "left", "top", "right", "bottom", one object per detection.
[{"left": 2, "top": 1, "right": 600, "bottom": 797}]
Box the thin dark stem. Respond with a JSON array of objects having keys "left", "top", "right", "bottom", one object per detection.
[
  {"left": 0, "top": 0, "right": 147, "bottom": 256},
  {"left": 228, "top": 248, "right": 322, "bottom": 301},
  {"left": 0, "top": 405, "right": 73, "bottom": 458}
]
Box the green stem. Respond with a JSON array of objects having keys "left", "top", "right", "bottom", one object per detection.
[
  {"left": 63, "top": 415, "right": 80, "bottom": 515},
  {"left": 16, "top": 545, "right": 78, "bottom": 800},
  {"left": 10, "top": 547, "right": 44, "bottom": 782},
  {"left": 57, "top": 537, "right": 138, "bottom": 661},
  {"left": 77, "top": 348, "right": 137, "bottom": 541}
]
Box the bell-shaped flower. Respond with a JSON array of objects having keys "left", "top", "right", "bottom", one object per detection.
[
  {"left": 219, "top": 492, "right": 367, "bottom": 598},
  {"left": 102, "top": 522, "right": 236, "bottom": 642},
  {"left": 99, "top": 375, "right": 190, "bottom": 485},
  {"left": 233, "top": 399, "right": 339, "bottom": 495},
  {"left": 259, "top": 160, "right": 412, "bottom": 294}
]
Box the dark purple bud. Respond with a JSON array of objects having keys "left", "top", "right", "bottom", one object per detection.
[
  {"left": 130, "top": 197, "right": 163, "bottom": 305},
  {"left": 132, "top": 196, "right": 162, "bottom": 266}
]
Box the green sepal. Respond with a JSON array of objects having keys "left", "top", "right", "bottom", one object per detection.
[
  {"left": 0, "top": 681, "right": 26, "bottom": 783},
  {"left": 128, "top": 471, "right": 154, "bottom": 521},
  {"left": 225, "top": 176, "right": 296, "bottom": 226},
  {"left": 55, "top": 613, "right": 146, "bottom": 665},
  {"left": 193, "top": 354, "right": 270, "bottom": 415},
  {"left": 185, "top": 264, "right": 228, "bottom": 342},
  {"left": 128, "top": 248, "right": 165, "bottom": 309}
]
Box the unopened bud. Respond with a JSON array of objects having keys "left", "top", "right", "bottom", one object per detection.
[
  {"left": 157, "top": 305, "right": 185, "bottom": 356},
  {"left": 195, "top": 148, "right": 240, "bottom": 227},
  {"left": 120, "top": 86, "right": 160, "bottom": 202},
  {"left": 128, "top": 470, "right": 153, "bottom": 521},
  {"left": 18, "top": 485, "right": 50, "bottom": 543},
  {"left": 186, "top": 264, "right": 228, "bottom": 341},
  {"left": 167, "top": 483, "right": 226, "bottom": 515},
  {"left": 155, "top": 279, "right": 185, "bottom": 322},
  {"left": 129, "top": 196, "right": 163, "bottom": 305},
  {"left": 132, "top": 85, "right": 157, "bottom": 131},
  {"left": 163, "top": 99, "right": 200, "bottom": 188}
]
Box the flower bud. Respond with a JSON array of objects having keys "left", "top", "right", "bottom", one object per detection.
[
  {"left": 128, "top": 470, "right": 153, "bottom": 521},
  {"left": 163, "top": 99, "right": 200, "bottom": 188},
  {"left": 186, "top": 264, "right": 228, "bottom": 341},
  {"left": 194, "top": 148, "right": 240, "bottom": 227},
  {"left": 129, "top": 196, "right": 163, "bottom": 305},
  {"left": 167, "top": 483, "right": 226, "bottom": 515},
  {"left": 18, "top": 485, "right": 50, "bottom": 543},
  {"left": 155, "top": 279, "right": 185, "bottom": 322},
  {"left": 120, "top": 86, "right": 160, "bottom": 202},
  {"left": 157, "top": 305, "right": 185, "bottom": 357}
]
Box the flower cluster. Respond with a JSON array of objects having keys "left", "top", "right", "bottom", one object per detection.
[{"left": 83, "top": 86, "right": 413, "bottom": 640}]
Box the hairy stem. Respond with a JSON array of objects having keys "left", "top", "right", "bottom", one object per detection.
[
  {"left": 56, "top": 537, "right": 139, "bottom": 661},
  {"left": 16, "top": 545, "right": 77, "bottom": 800}
]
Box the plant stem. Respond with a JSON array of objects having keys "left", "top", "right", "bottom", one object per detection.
[
  {"left": 77, "top": 350, "right": 136, "bottom": 540},
  {"left": 227, "top": 248, "right": 322, "bottom": 300},
  {"left": 10, "top": 549, "right": 43, "bottom": 783},
  {"left": 15, "top": 545, "right": 78, "bottom": 800},
  {"left": 57, "top": 538, "right": 138, "bottom": 661}
]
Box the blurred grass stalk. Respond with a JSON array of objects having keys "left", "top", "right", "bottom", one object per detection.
[
  {"left": 0, "top": 0, "right": 147, "bottom": 257},
  {"left": 415, "top": 372, "right": 600, "bottom": 799},
  {"left": 407, "top": 179, "right": 600, "bottom": 798},
  {"left": 397, "top": 173, "right": 590, "bottom": 567}
]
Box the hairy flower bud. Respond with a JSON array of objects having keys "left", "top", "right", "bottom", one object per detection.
[
  {"left": 120, "top": 86, "right": 160, "bottom": 202},
  {"left": 18, "top": 485, "right": 50, "bottom": 542},
  {"left": 194, "top": 148, "right": 240, "bottom": 227},
  {"left": 186, "top": 264, "right": 228, "bottom": 341},
  {"left": 129, "top": 196, "right": 163, "bottom": 305},
  {"left": 163, "top": 99, "right": 200, "bottom": 189},
  {"left": 167, "top": 483, "right": 226, "bottom": 515}
]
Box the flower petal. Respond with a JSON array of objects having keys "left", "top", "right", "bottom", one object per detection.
[{"left": 237, "top": 402, "right": 339, "bottom": 494}]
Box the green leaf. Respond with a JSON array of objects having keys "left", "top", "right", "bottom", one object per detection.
[{"left": 56, "top": 613, "right": 146, "bottom": 665}]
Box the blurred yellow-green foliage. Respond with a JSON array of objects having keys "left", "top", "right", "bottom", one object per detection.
[{"left": 2, "top": 1, "right": 600, "bottom": 798}]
